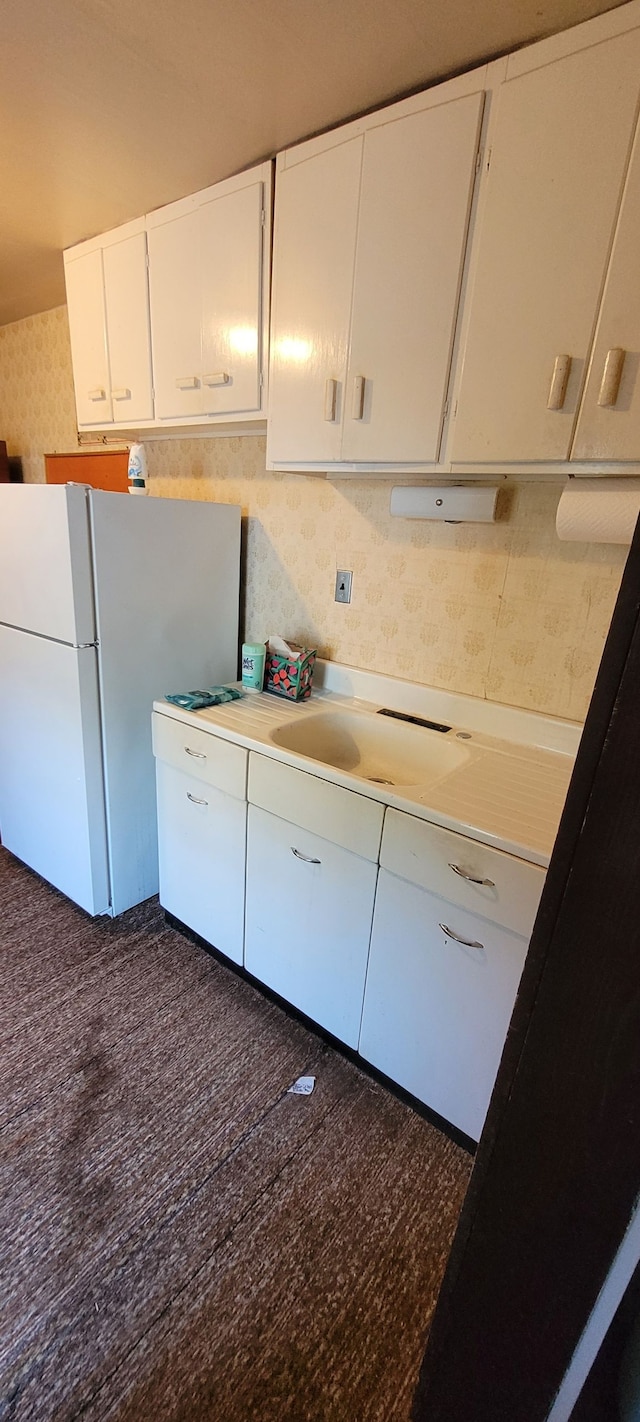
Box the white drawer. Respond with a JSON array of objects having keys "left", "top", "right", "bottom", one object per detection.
[
  {"left": 245, "top": 804, "right": 377, "bottom": 1048},
  {"left": 248, "top": 753, "right": 384, "bottom": 863},
  {"left": 380, "top": 807, "right": 545, "bottom": 938},
  {"left": 156, "top": 761, "right": 246, "bottom": 963},
  {"left": 152, "top": 710, "right": 247, "bottom": 800}
]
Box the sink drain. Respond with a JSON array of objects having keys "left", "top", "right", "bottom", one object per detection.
[{"left": 368, "top": 775, "right": 394, "bottom": 785}]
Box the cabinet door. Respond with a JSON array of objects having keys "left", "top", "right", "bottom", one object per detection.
[
  {"left": 103, "top": 230, "right": 154, "bottom": 424},
  {"left": 156, "top": 761, "right": 246, "bottom": 964},
  {"left": 359, "top": 869, "right": 528, "bottom": 1140},
  {"left": 201, "top": 181, "right": 264, "bottom": 416},
  {"left": 65, "top": 248, "right": 113, "bottom": 425},
  {"left": 147, "top": 207, "right": 203, "bottom": 419},
  {"left": 573, "top": 116, "right": 640, "bottom": 461},
  {"left": 266, "top": 137, "right": 363, "bottom": 464},
  {"left": 450, "top": 28, "right": 640, "bottom": 463},
  {"left": 341, "top": 92, "right": 483, "bottom": 463},
  {"left": 244, "top": 804, "right": 377, "bottom": 1047}
]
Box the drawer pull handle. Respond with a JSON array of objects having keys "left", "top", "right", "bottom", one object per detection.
[
  {"left": 547, "top": 354, "right": 571, "bottom": 410},
  {"left": 597, "top": 347, "right": 626, "bottom": 407},
  {"left": 291, "top": 847, "right": 321, "bottom": 865},
  {"left": 176, "top": 375, "right": 199, "bottom": 390},
  {"left": 324, "top": 377, "right": 338, "bottom": 422},
  {"left": 88, "top": 387, "right": 107, "bottom": 402},
  {"left": 187, "top": 792, "right": 208, "bottom": 806},
  {"left": 184, "top": 746, "right": 206, "bottom": 759},
  {"left": 203, "top": 371, "right": 230, "bottom": 386},
  {"left": 448, "top": 862, "right": 495, "bottom": 888},
  {"left": 351, "top": 374, "right": 366, "bottom": 420},
  {"left": 439, "top": 922, "right": 484, "bottom": 951},
  {"left": 111, "top": 387, "right": 131, "bottom": 401}
]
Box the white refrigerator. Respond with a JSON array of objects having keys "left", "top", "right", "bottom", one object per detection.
[{"left": 0, "top": 484, "right": 240, "bottom": 916}]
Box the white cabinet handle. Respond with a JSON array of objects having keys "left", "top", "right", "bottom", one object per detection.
[
  {"left": 597, "top": 347, "right": 626, "bottom": 407},
  {"left": 88, "top": 387, "right": 107, "bottom": 402},
  {"left": 448, "top": 862, "right": 495, "bottom": 888},
  {"left": 202, "top": 372, "right": 230, "bottom": 386},
  {"left": 291, "top": 846, "right": 321, "bottom": 865},
  {"left": 184, "top": 746, "right": 206, "bottom": 759},
  {"left": 351, "top": 375, "right": 366, "bottom": 420},
  {"left": 176, "top": 375, "right": 200, "bottom": 390},
  {"left": 111, "top": 387, "right": 131, "bottom": 401},
  {"left": 439, "top": 922, "right": 484, "bottom": 951},
  {"left": 187, "top": 791, "right": 208, "bottom": 805},
  {"left": 547, "top": 354, "right": 571, "bottom": 410},
  {"left": 324, "top": 378, "right": 338, "bottom": 422}
]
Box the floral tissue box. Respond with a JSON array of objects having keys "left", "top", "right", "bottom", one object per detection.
[{"left": 264, "top": 646, "right": 317, "bottom": 701}]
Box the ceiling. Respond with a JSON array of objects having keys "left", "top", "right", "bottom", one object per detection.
[{"left": 0, "top": 0, "right": 626, "bottom": 327}]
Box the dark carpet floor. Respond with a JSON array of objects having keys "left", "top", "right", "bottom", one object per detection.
[{"left": 0, "top": 846, "right": 472, "bottom": 1422}]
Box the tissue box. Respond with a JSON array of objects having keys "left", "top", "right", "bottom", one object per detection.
[{"left": 265, "top": 648, "right": 316, "bottom": 701}]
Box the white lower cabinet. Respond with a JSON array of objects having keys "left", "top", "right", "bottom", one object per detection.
[
  {"left": 152, "top": 717, "right": 545, "bottom": 1139},
  {"left": 244, "top": 804, "right": 378, "bottom": 1048},
  {"left": 154, "top": 742, "right": 247, "bottom": 965},
  {"left": 359, "top": 869, "right": 529, "bottom": 1141}
]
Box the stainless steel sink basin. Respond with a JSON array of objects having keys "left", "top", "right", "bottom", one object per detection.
[{"left": 268, "top": 709, "right": 470, "bottom": 787}]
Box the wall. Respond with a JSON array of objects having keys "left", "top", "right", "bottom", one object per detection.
[{"left": 0, "top": 306, "right": 628, "bottom": 724}]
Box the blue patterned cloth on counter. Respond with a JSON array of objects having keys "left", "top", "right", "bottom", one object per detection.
[{"left": 164, "top": 686, "right": 244, "bottom": 710}]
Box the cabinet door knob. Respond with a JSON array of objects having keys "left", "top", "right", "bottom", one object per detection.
[
  {"left": 351, "top": 375, "right": 366, "bottom": 420},
  {"left": 547, "top": 354, "right": 572, "bottom": 410},
  {"left": 176, "top": 375, "right": 200, "bottom": 390},
  {"left": 439, "top": 922, "right": 484, "bottom": 951},
  {"left": 184, "top": 746, "right": 206, "bottom": 759},
  {"left": 597, "top": 347, "right": 626, "bottom": 407},
  {"left": 291, "top": 846, "right": 321, "bottom": 865},
  {"left": 111, "top": 387, "right": 131, "bottom": 401},
  {"left": 203, "top": 372, "right": 230, "bottom": 386},
  {"left": 88, "top": 387, "right": 107, "bottom": 402},
  {"left": 187, "top": 791, "right": 208, "bottom": 806},
  {"left": 448, "top": 862, "right": 495, "bottom": 888},
  {"left": 324, "top": 377, "right": 338, "bottom": 422}
]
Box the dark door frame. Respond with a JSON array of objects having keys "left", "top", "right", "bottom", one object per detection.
[{"left": 413, "top": 517, "right": 640, "bottom": 1420}]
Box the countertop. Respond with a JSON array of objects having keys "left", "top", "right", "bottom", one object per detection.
[{"left": 154, "top": 662, "right": 581, "bottom": 868}]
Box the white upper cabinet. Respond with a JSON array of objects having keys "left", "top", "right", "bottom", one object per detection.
[
  {"left": 267, "top": 137, "right": 363, "bottom": 464},
  {"left": 572, "top": 115, "right": 640, "bottom": 462},
  {"left": 147, "top": 164, "right": 271, "bottom": 424},
  {"left": 267, "top": 75, "right": 486, "bottom": 471},
  {"left": 147, "top": 205, "right": 201, "bottom": 421},
  {"left": 201, "top": 181, "right": 265, "bottom": 417},
  {"left": 63, "top": 163, "right": 271, "bottom": 432},
  {"left": 342, "top": 95, "right": 484, "bottom": 464},
  {"left": 449, "top": 15, "right": 640, "bottom": 466},
  {"left": 64, "top": 218, "right": 154, "bottom": 429}
]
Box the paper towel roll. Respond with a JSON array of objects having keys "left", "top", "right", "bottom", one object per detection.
[{"left": 556, "top": 479, "right": 640, "bottom": 545}]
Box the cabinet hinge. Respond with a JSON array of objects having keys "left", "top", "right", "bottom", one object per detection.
[
  {"left": 443, "top": 398, "right": 450, "bottom": 420},
  {"left": 475, "top": 148, "right": 483, "bottom": 176},
  {"left": 486, "top": 147, "right": 492, "bottom": 172},
  {"left": 261, "top": 208, "right": 266, "bottom": 227}
]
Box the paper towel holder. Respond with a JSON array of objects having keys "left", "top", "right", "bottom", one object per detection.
[{"left": 389, "top": 485, "right": 499, "bottom": 523}]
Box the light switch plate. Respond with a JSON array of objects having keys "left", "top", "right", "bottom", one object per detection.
[{"left": 335, "top": 570, "right": 353, "bottom": 604}]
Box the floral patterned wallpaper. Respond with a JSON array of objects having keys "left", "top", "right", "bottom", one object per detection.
[
  {"left": 0, "top": 305, "right": 627, "bottom": 723},
  {"left": 0, "top": 308, "right": 78, "bottom": 482}
]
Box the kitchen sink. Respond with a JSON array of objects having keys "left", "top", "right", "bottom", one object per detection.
[{"left": 268, "top": 709, "right": 471, "bottom": 787}]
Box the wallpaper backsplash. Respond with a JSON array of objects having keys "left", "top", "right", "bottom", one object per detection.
[{"left": 0, "top": 306, "right": 628, "bottom": 723}]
